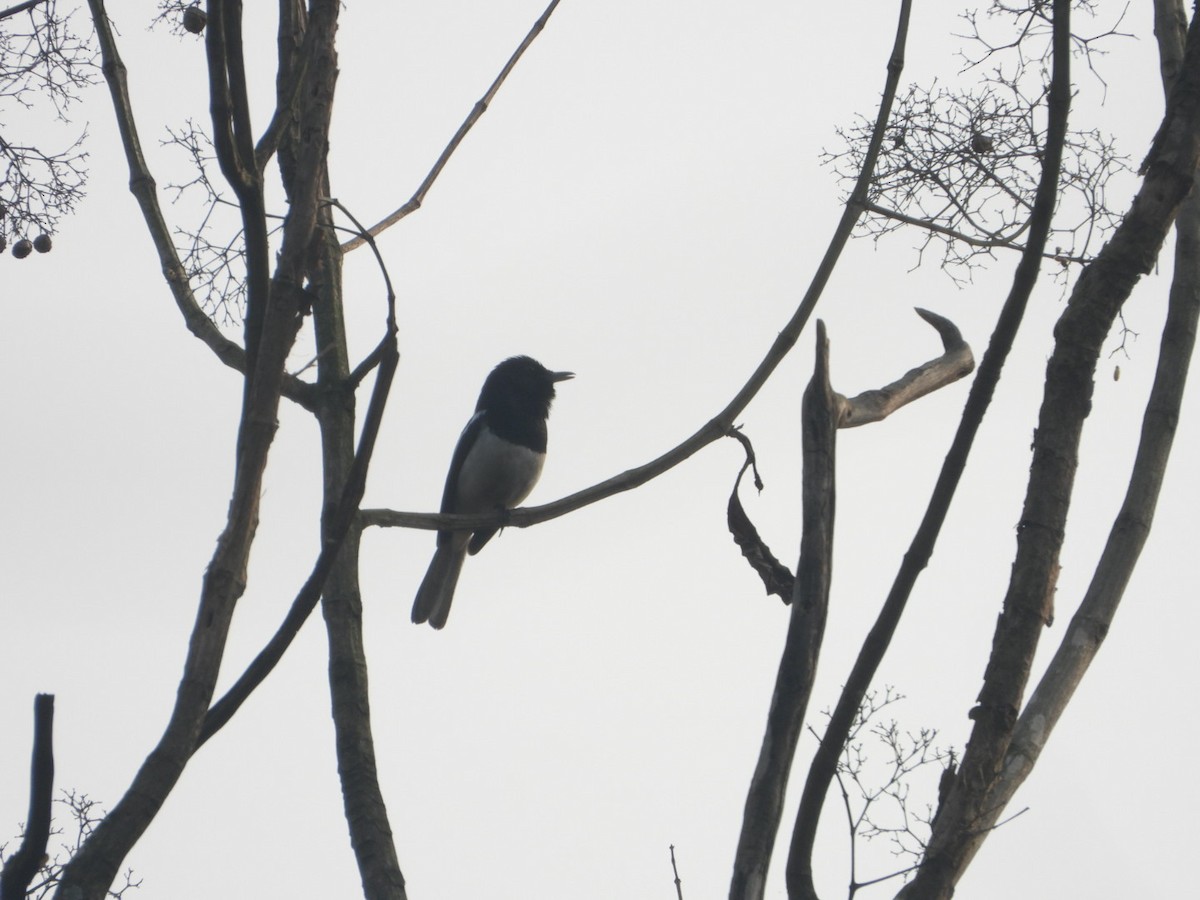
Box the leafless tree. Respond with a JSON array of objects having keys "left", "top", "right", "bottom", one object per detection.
[
  {"left": 0, "top": 0, "right": 94, "bottom": 254},
  {"left": 3, "top": 1, "right": 1198, "bottom": 898}
]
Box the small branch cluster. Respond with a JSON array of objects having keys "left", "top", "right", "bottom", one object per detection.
[
  {"left": 0, "top": 0, "right": 95, "bottom": 249},
  {"left": 149, "top": 2, "right": 205, "bottom": 37},
  {"left": 955, "top": 1, "right": 1131, "bottom": 85},
  {"left": 818, "top": 689, "right": 954, "bottom": 895},
  {"left": 1, "top": 791, "right": 141, "bottom": 900},
  {"left": 161, "top": 119, "right": 261, "bottom": 324},
  {"left": 825, "top": 83, "right": 1124, "bottom": 283},
  {"left": 823, "top": 2, "right": 1129, "bottom": 283}
]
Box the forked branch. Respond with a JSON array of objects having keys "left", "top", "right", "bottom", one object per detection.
[{"left": 730, "top": 308, "right": 972, "bottom": 900}]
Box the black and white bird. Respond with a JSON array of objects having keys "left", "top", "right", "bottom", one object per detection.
[{"left": 412, "top": 355, "right": 573, "bottom": 629}]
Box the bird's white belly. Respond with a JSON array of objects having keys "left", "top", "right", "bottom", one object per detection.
[{"left": 455, "top": 428, "right": 546, "bottom": 511}]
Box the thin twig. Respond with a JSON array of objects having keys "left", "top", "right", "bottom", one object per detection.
[{"left": 341, "top": 0, "right": 563, "bottom": 252}]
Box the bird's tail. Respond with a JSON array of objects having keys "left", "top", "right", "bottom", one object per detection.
[{"left": 411, "top": 535, "right": 469, "bottom": 629}]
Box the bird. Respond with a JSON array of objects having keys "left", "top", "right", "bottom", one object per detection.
[{"left": 411, "top": 355, "right": 573, "bottom": 629}]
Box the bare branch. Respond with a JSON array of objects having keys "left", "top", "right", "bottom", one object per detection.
[
  {"left": 340, "top": 0, "right": 563, "bottom": 252},
  {"left": 82, "top": 0, "right": 315, "bottom": 409},
  {"left": 367, "top": 0, "right": 917, "bottom": 548},
  {"left": 937, "top": 0, "right": 1200, "bottom": 878},
  {"left": 905, "top": 3, "right": 1200, "bottom": 896},
  {"left": 730, "top": 323, "right": 839, "bottom": 900},
  {"left": 826, "top": 80, "right": 1127, "bottom": 281},
  {"left": 788, "top": 3, "right": 1074, "bottom": 893},
  {"left": 0, "top": 0, "right": 95, "bottom": 239},
  {"left": 836, "top": 308, "right": 975, "bottom": 427},
  {"left": 0, "top": 694, "right": 54, "bottom": 900}
]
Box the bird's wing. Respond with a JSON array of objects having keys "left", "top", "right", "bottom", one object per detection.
[{"left": 439, "top": 411, "right": 487, "bottom": 515}]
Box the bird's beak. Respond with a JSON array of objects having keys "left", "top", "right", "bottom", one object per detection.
[{"left": 551, "top": 371, "right": 575, "bottom": 383}]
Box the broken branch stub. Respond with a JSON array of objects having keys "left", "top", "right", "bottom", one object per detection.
[{"left": 836, "top": 308, "right": 975, "bottom": 428}]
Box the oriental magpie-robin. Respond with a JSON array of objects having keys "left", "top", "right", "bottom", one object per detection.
[{"left": 412, "top": 355, "right": 573, "bottom": 629}]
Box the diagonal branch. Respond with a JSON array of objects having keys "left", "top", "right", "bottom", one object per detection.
[
  {"left": 836, "top": 308, "right": 975, "bottom": 428},
  {"left": 0, "top": 0, "right": 45, "bottom": 23},
  {"left": 198, "top": 333, "right": 398, "bottom": 745},
  {"left": 200, "top": 200, "right": 398, "bottom": 747},
  {"left": 340, "top": 0, "right": 563, "bottom": 252}
]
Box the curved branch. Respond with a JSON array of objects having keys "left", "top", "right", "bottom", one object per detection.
[
  {"left": 367, "top": 0, "right": 916, "bottom": 543},
  {"left": 836, "top": 308, "right": 975, "bottom": 427}
]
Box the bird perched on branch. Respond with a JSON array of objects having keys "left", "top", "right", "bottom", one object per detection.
[{"left": 412, "top": 355, "right": 573, "bottom": 629}]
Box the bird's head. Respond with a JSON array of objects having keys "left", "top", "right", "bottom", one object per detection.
[{"left": 477, "top": 355, "right": 573, "bottom": 417}]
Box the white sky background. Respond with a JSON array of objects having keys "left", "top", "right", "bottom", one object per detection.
[{"left": 2, "top": 1, "right": 1197, "bottom": 898}]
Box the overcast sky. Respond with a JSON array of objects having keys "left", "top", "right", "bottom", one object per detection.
[{"left": 3, "top": 2, "right": 1197, "bottom": 899}]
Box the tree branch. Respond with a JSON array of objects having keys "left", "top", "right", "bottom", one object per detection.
[
  {"left": 835, "top": 308, "right": 975, "bottom": 428},
  {"left": 55, "top": 4, "right": 339, "bottom": 897},
  {"left": 929, "top": 0, "right": 1200, "bottom": 880},
  {"left": 904, "top": 3, "right": 1200, "bottom": 897},
  {"left": 340, "top": 0, "right": 563, "bottom": 253},
  {"left": 206, "top": 1, "right": 273, "bottom": 396},
  {"left": 365, "top": 0, "right": 916, "bottom": 545},
  {"left": 730, "top": 324, "right": 838, "bottom": 900},
  {"left": 787, "top": 2, "right": 1074, "bottom": 894},
  {"left": 81, "top": 0, "right": 315, "bottom": 410},
  {"left": 0, "top": 694, "right": 54, "bottom": 900},
  {"left": 0, "top": 0, "right": 45, "bottom": 23}
]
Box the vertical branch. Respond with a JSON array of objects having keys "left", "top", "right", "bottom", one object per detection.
[
  {"left": 206, "top": 0, "right": 272, "bottom": 392},
  {"left": 267, "top": 1, "right": 406, "bottom": 895},
  {"left": 312, "top": 208, "right": 409, "bottom": 898},
  {"left": 0, "top": 694, "right": 54, "bottom": 900},
  {"left": 904, "top": 4, "right": 1200, "bottom": 898},
  {"left": 730, "top": 324, "right": 838, "bottom": 900},
  {"left": 785, "top": 1, "right": 1073, "bottom": 893},
  {"left": 945, "top": 0, "right": 1200, "bottom": 876},
  {"left": 56, "top": 3, "right": 336, "bottom": 897}
]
